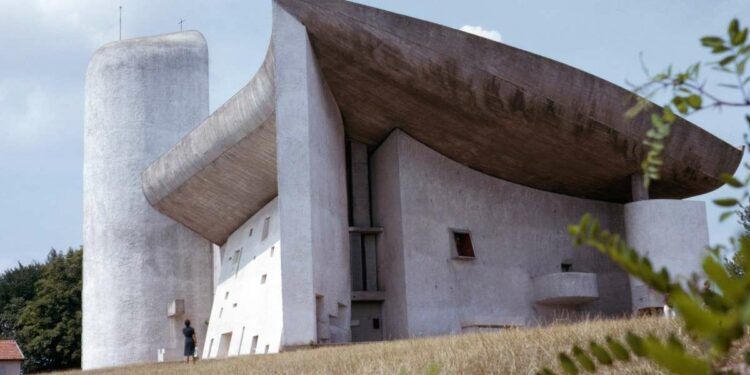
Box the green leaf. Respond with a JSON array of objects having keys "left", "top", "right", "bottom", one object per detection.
[
  {"left": 625, "top": 332, "right": 646, "bottom": 357},
  {"left": 605, "top": 337, "right": 630, "bottom": 361},
  {"left": 714, "top": 198, "right": 740, "bottom": 207},
  {"left": 589, "top": 342, "right": 613, "bottom": 366},
  {"left": 729, "top": 19, "right": 740, "bottom": 39},
  {"left": 559, "top": 353, "right": 578, "bottom": 375},
  {"left": 643, "top": 336, "right": 710, "bottom": 375},
  {"left": 732, "top": 28, "right": 748, "bottom": 46},
  {"left": 701, "top": 36, "right": 725, "bottom": 47},
  {"left": 720, "top": 173, "right": 744, "bottom": 188},
  {"left": 703, "top": 256, "right": 744, "bottom": 302},
  {"left": 720, "top": 211, "right": 735, "bottom": 222},
  {"left": 686, "top": 95, "right": 702, "bottom": 109},
  {"left": 662, "top": 107, "right": 676, "bottom": 123},
  {"left": 713, "top": 45, "right": 731, "bottom": 54},
  {"left": 719, "top": 55, "right": 737, "bottom": 66},
  {"left": 572, "top": 346, "right": 596, "bottom": 372}
]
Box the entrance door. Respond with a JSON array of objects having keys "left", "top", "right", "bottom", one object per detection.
[{"left": 351, "top": 301, "right": 383, "bottom": 342}]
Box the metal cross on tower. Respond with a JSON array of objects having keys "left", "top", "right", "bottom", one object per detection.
[{"left": 179, "top": 19, "right": 186, "bottom": 32}]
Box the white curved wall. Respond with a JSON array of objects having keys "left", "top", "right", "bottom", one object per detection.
[
  {"left": 624, "top": 199, "right": 708, "bottom": 310},
  {"left": 82, "top": 32, "right": 213, "bottom": 369}
]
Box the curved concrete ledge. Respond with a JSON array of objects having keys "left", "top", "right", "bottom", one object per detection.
[
  {"left": 533, "top": 272, "right": 599, "bottom": 305},
  {"left": 141, "top": 0, "right": 740, "bottom": 244},
  {"left": 141, "top": 47, "right": 277, "bottom": 244}
]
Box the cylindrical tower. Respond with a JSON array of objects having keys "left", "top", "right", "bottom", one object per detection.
[
  {"left": 624, "top": 199, "right": 708, "bottom": 312},
  {"left": 83, "top": 31, "right": 213, "bottom": 369}
]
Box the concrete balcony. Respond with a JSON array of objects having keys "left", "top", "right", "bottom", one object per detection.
[{"left": 533, "top": 272, "right": 599, "bottom": 305}]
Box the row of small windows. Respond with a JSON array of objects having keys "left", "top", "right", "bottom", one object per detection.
[{"left": 248, "top": 216, "right": 272, "bottom": 240}]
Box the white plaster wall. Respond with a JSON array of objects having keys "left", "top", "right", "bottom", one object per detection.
[
  {"left": 0, "top": 361, "right": 21, "bottom": 375},
  {"left": 624, "top": 199, "right": 708, "bottom": 310},
  {"left": 203, "top": 198, "right": 283, "bottom": 358},
  {"left": 82, "top": 31, "right": 213, "bottom": 369},
  {"left": 371, "top": 130, "right": 631, "bottom": 337},
  {"left": 273, "top": 3, "right": 351, "bottom": 346}
]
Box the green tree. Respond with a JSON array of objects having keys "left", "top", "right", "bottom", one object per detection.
[
  {"left": 0, "top": 261, "right": 44, "bottom": 339},
  {"left": 14, "top": 248, "right": 82, "bottom": 373}
]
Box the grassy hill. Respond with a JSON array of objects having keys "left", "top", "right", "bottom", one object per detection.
[{"left": 56, "top": 316, "right": 709, "bottom": 374}]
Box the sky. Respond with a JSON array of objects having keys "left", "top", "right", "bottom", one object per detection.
[{"left": 1, "top": 0, "right": 749, "bottom": 273}]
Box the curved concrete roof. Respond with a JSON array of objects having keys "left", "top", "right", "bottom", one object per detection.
[{"left": 142, "top": 0, "right": 741, "bottom": 244}]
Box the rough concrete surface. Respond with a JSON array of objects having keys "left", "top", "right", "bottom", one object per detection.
[
  {"left": 371, "top": 130, "right": 631, "bottom": 338},
  {"left": 624, "top": 200, "right": 709, "bottom": 310},
  {"left": 83, "top": 31, "right": 213, "bottom": 369},
  {"left": 273, "top": 2, "right": 351, "bottom": 347}
]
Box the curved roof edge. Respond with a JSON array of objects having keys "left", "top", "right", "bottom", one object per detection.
[{"left": 141, "top": 48, "right": 277, "bottom": 244}]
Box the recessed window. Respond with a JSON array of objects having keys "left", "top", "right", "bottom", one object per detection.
[
  {"left": 233, "top": 303, "right": 238, "bottom": 308},
  {"left": 248, "top": 227, "right": 254, "bottom": 237},
  {"left": 250, "top": 335, "right": 259, "bottom": 354},
  {"left": 453, "top": 231, "right": 475, "bottom": 258},
  {"left": 262, "top": 217, "right": 271, "bottom": 240},
  {"left": 224, "top": 291, "right": 229, "bottom": 300},
  {"left": 270, "top": 246, "right": 275, "bottom": 257},
  {"left": 264, "top": 345, "right": 269, "bottom": 354},
  {"left": 561, "top": 263, "right": 573, "bottom": 272},
  {"left": 219, "top": 307, "right": 224, "bottom": 318},
  {"left": 261, "top": 274, "right": 267, "bottom": 284},
  {"left": 233, "top": 248, "right": 243, "bottom": 275}
]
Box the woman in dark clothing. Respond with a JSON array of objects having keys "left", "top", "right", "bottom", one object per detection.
[{"left": 183, "top": 319, "right": 198, "bottom": 364}]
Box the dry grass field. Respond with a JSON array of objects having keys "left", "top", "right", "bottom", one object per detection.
[{"left": 55, "top": 316, "right": 726, "bottom": 375}]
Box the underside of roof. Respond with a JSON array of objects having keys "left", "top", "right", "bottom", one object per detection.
[{"left": 142, "top": 0, "right": 742, "bottom": 245}]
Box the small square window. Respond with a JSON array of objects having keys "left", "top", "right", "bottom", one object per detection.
[
  {"left": 262, "top": 217, "right": 271, "bottom": 240},
  {"left": 561, "top": 263, "right": 573, "bottom": 272},
  {"left": 260, "top": 274, "right": 267, "bottom": 284},
  {"left": 453, "top": 231, "right": 475, "bottom": 258}
]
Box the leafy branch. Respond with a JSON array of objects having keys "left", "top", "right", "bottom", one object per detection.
[{"left": 627, "top": 18, "right": 750, "bottom": 186}]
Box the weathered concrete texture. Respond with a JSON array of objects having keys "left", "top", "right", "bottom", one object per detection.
[
  {"left": 276, "top": 0, "right": 741, "bottom": 202},
  {"left": 624, "top": 200, "right": 709, "bottom": 310},
  {"left": 203, "top": 198, "right": 283, "bottom": 358},
  {"left": 371, "top": 130, "right": 632, "bottom": 338},
  {"left": 533, "top": 272, "right": 599, "bottom": 305},
  {"left": 273, "top": 3, "right": 351, "bottom": 346},
  {"left": 141, "top": 0, "right": 740, "bottom": 248},
  {"left": 82, "top": 31, "right": 213, "bottom": 369},
  {"left": 142, "top": 48, "right": 277, "bottom": 245}
]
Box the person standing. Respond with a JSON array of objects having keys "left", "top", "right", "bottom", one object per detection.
[{"left": 183, "top": 319, "right": 198, "bottom": 364}]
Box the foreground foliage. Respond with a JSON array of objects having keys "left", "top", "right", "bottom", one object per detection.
[{"left": 542, "top": 18, "right": 750, "bottom": 375}]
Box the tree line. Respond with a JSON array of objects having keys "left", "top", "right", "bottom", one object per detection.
[{"left": 0, "top": 247, "right": 82, "bottom": 373}]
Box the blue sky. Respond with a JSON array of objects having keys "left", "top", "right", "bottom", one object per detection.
[{"left": 1, "top": 0, "right": 749, "bottom": 273}]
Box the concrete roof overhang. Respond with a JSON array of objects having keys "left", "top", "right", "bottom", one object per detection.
[{"left": 142, "top": 0, "right": 742, "bottom": 245}]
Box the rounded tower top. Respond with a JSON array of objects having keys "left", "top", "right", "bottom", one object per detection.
[{"left": 87, "top": 31, "right": 208, "bottom": 80}]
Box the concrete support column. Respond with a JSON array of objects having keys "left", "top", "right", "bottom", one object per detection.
[
  {"left": 273, "top": 3, "right": 351, "bottom": 346},
  {"left": 631, "top": 173, "right": 649, "bottom": 202},
  {"left": 624, "top": 200, "right": 708, "bottom": 311}
]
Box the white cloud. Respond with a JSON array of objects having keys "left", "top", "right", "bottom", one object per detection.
[{"left": 459, "top": 25, "right": 502, "bottom": 42}]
